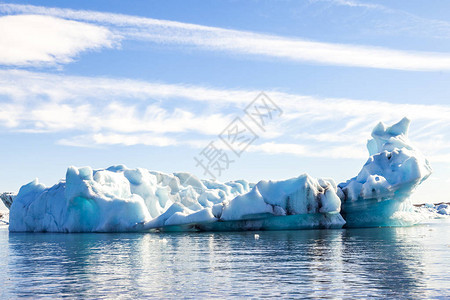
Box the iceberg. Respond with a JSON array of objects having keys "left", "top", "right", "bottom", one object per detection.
[
  {"left": 3, "top": 118, "right": 432, "bottom": 232},
  {"left": 0, "top": 192, "right": 15, "bottom": 209},
  {"left": 7, "top": 167, "right": 344, "bottom": 232},
  {"left": 415, "top": 203, "right": 450, "bottom": 218},
  {"left": 338, "top": 117, "right": 432, "bottom": 227}
]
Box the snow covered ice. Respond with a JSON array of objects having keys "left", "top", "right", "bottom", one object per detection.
[
  {"left": 7, "top": 167, "right": 344, "bottom": 232},
  {"left": 416, "top": 203, "right": 450, "bottom": 218},
  {"left": 4, "top": 118, "right": 433, "bottom": 232},
  {"left": 338, "top": 117, "right": 432, "bottom": 227}
]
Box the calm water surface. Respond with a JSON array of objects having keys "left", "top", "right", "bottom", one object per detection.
[{"left": 1, "top": 221, "right": 449, "bottom": 299}]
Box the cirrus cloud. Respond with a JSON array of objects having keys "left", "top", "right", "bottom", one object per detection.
[
  {"left": 2, "top": 4, "right": 450, "bottom": 71},
  {"left": 0, "top": 14, "right": 119, "bottom": 66},
  {"left": 1, "top": 70, "right": 450, "bottom": 163}
]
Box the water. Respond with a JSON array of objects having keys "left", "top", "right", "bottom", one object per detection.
[{"left": 1, "top": 222, "right": 449, "bottom": 299}]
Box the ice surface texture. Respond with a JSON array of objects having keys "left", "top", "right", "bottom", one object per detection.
[
  {"left": 338, "top": 118, "right": 432, "bottom": 227},
  {"left": 8, "top": 167, "right": 344, "bottom": 232},
  {"left": 415, "top": 203, "right": 449, "bottom": 219},
  {"left": 7, "top": 118, "right": 431, "bottom": 232},
  {"left": 0, "top": 192, "right": 15, "bottom": 209}
]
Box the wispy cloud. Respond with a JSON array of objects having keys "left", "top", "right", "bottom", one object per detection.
[
  {"left": 2, "top": 3, "right": 450, "bottom": 71},
  {"left": 312, "top": 0, "right": 383, "bottom": 9},
  {"left": 314, "top": 0, "right": 450, "bottom": 40},
  {"left": 0, "top": 69, "right": 255, "bottom": 105},
  {"left": 0, "top": 14, "right": 117, "bottom": 66},
  {"left": 58, "top": 133, "right": 179, "bottom": 148},
  {"left": 1, "top": 70, "right": 450, "bottom": 162}
]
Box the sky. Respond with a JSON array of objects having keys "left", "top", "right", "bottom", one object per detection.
[{"left": 1, "top": 0, "right": 450, "bottom": 208}]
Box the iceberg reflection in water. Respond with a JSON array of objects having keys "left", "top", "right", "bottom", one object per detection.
[{"left": 2, "top": 222, "right": 449, "bottom": 298}]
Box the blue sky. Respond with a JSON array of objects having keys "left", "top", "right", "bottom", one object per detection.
[{"left": 1, "top": 0, "right": 450, "bottom": 206}]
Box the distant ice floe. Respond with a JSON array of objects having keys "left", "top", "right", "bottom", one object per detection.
[
  {"left": 0, "top": 211, "right": 8, "bottom": 225},
  {"left": 0, "top": 192, "right": 15, "bottom": 209},
  {"left": 3, "top": 118, "right": 434, "bottom": 232},
  {"left": 416, "top": 203, "right": 449, "bottom": 217}
]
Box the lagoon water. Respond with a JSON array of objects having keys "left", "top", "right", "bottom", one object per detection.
[{"left": 1, "top": 222, "right": 449, "bottom": 299}]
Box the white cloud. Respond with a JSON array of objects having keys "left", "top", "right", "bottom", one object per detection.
[
  {"left": 1, "top": 70, "right": 450, "bottom": 162},
  {"left": 58, "top": 133, "right": 178, "bottom": 148},
  {"left": 0, "top": 69, "right": 255, "bottom": 105},
  {"left": 315, "top": 0, "right": 450, "bottom": 40},
  {"left": 249, "top": 142, "right": 308, "bottom": 156},
  {"left": 2, "top": 4, "right": 450, "bottom": 71},
  {"left": 250, "top": 142, "right": 367, "bottom": 159},
  {"left": 312, "top": 0, "right": 383, "bottom": 9},
  {"left": 0, "top": 14, "right": 118, "bottom": 66}
]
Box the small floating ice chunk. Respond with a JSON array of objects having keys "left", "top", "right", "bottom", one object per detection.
[{"left": 436, "top": 204, "right": 449, "bottom": 215}]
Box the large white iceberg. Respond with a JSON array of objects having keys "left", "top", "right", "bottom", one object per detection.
[
  {"left": 5, "top": 118, "right": 432, "bottom": 232},
  {"left": 8, "top": 166, "right": 344, "bottom": 232},
  {"left": 338, "top": 117, "right": 432, "bottom": 227}
]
